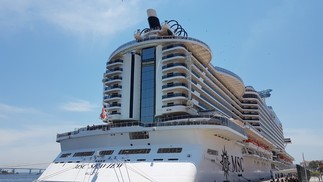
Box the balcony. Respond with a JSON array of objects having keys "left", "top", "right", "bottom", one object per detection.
[
  {"left": 162, "top": 63, "right": 187, "bottom": 70},
  {"left": 104, "top": 76, "right": 122, "bottom": 85},
  {"left": 162, "top": 93, "right": 187, "bottom": 101},
  {"left": 104, "top": 94, "right": 122, "bottom": 102},
  {"left": 162, "top": 83, "right": 187, "bottom": 89},
  {"left": 162, "top": 83, "right": 188, "bottom": 92},
  {"left": 107, "top": 103, "right": 121, "bottom": 109},
  {"left": 162, "top": 73, "right": 186, "bottom": 81},
  {"left": 107, "top": 113, "right": 121, "bottom": 120},
  {"left": 106, "top": 59, "right": 123, "bottom": 69},
  {"left": 161, "top": 104, "right": 188, "bottom": 114},
  {"left": 162, "top": 53, "right": 186, "bottom": 63},
  {"left": 104, "top": 85, "right": 122, "bottom": 93},
  {"left": 105, "top": 67, "right": 123, "bottom": 77},
  {"left": 162, "top": 44, "right": 186, "bottom": 51},
  {"left": 162, "top": 103, "right": 186, "bottom": 108}
]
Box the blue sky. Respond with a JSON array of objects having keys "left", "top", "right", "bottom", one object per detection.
[{"left": 0, "top": 0, "right": 322, "bottom": 168}]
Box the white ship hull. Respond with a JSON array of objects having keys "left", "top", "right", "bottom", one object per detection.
[{"left": 37, "top": 123, "right": 274, "bottom": 182}]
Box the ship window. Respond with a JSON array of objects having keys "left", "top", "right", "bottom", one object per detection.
[
  {"left": 99, "top": 150, "right": 114, "bottom": 156},
  {"left": 167, "top": 102, "right": 174, "bottom": 106},
  {"left": 142, "top": 47, "right": 155, "bottom": 62},
  {"left": 153, "top": 159, "right": 163, "bottom": 161},
  {"left": 60, "top": 153, "right": 72, "bottom": 158},
  {"left": 73, "top": 151, "right": 95, "bottom": 157},
  {"left": 140, "top": 47, "right": 156, "bottom": 123},
  {"left": 207, "top": 149, "right": 218, "bottom": 156},
  {"left": 157, "top": 148, "right": 182, "bottom": 153},
  {"left": 137, "top": 159, "right": 146, "bottom": 161},
  {"left": 119, "top": 149, "right": 151, "bottom": 155},
  {"left": 168, "top": 158, "right": 179, "bottom": 161},
  {"left": 129, "top": 131, "right": 149, "bottom": 140}
]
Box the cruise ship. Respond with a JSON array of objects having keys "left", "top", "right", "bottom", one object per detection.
[{"left": 37, "top": 9, "right": 294, "bottom": 182}]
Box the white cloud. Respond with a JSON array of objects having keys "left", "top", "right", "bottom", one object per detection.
[
  {"left": 0, "top": 126, "right": 65, "bottom": 168},
  {"left": 0, "top": 103, "right": 45, "bottom": 119},
  {"left": 0, "top": 0, "right": 159, "bottom": 37},
  {"left": 60, "top": 99, "right": 97, "bottom": 112}
]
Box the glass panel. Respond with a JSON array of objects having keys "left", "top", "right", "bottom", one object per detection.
[
  {"left": 142, "top": 47, "right": 155, "bottom": 62},
  {"left": 140, "top": 47, "right": 156, "bottom": 123}
]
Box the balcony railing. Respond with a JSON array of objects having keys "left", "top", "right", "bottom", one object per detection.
[
  {"left": 162, "top": 103, "right": 186, "bottom": 108},
  {"left": 105, "top": 85, "right": 122, "bottom": 90},
  {"left": 107, "top": 59, "right": 123, "bottom": 65},
  {"left": 104, "top": 94, "right": 122, "bottom": 100},
  {"left": 162, "top": 93, "right": 187, "bottom": 99},
  {"left": 106, "top": 67, "right": 123, "bottom": 73},
  {"left": 104, "top": 76, "right": 123, "bottom": 82},
  {"left": 162, "top": 73, "right": 186, "bottom": 79},
  {"left": 162, "top": 63, "right": 186, "bottom": 69},
  {"left": 162, "top": 44, "right": 186, "bottom": 51},
  {"left": 56, "top": 114, "right": 245, "bottom": 139},
  {"left": 162, "top": 53, "right": 186, "bottom": 60},
  {"left": 108, "top": 103, "right": 121, "bottom": 107},
  {"left": 162, "top": 83, "right": 187, "bottom": 89}
]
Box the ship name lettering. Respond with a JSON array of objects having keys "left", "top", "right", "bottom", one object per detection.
[
  {"left": 90, "top": 163, "right": 109, "bottom": 168},
  {"left": 231, "top": 156, "right": 244, "bottom": 172},
  {"left": 74, "top": 164, "right": 86, "bottom": 169},
  {"left": 106, "top": 163, "right": 123, "bottom": 168}
]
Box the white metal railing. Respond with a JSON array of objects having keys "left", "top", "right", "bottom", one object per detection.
[{"left": 56, "top": 115, "right": 245, "bottom": 140}]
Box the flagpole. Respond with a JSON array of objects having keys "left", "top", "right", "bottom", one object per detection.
[{"left": 303, "top": 152, "right": 309, "bottom": 182}]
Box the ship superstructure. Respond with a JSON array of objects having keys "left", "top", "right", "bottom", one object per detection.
[{"left": 37, "top": 9, "right": 293, "bottom": 182}]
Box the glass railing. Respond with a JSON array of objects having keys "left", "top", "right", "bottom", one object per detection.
[
  {"left": 109, "top": 103, "right": 121, "bottom": 107},
  {"left": 105, "top": 85, "right": 122, "bottom": 90},
  {"left": 162, "top": 103, "right": 186, "bottom": 108},
  {"left": 162, "top": 53, "right": 186, "bottom": 60},
  {"left": 162, "top": 63, "right": 186, "bottom": 69},
  {"left": 110, "top": 112, "right": 121, "bottom": 115},
  {"left": 162, "top": 83, "right": 187, "bottom": 89},
  {"left": 162, "top": 44, "right": 186, "bottom": 51},
  {"left": 162, "top": 73, "right": 186, "bottom": 79},
  {"left": 104, "top": 94, "right": 122, "bottom": 100},
  {"left": 107, "top": 59, "right": 123, "bottom": 65},
  {"left": 162, "top": 93, "right": 187, "bottom": 99},
  {"left": 106, "top": 68, "right": 123, "bottom": 73},
  {"left": 104, "top": 76, "right": 123, "bottom": 82}
]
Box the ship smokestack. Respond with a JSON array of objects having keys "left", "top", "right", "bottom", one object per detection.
[{"left": 147, "top": 9, "right": 161, "bottom": 30}]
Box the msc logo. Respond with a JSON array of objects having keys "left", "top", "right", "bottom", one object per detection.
[{"left": 220, "top": 146, "right": 244, "bottom": 180}]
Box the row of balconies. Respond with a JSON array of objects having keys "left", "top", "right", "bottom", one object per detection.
[
  {"left": 161, "top": 45, "right": 190, "bottom": 113},
  {"left": 105, "top": 59, "right": 124, "bottom": 118}
]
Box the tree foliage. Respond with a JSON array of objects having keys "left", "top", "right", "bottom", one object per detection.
[{"left": 308, "top": 160, "right": 320, "bottom": 171}]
